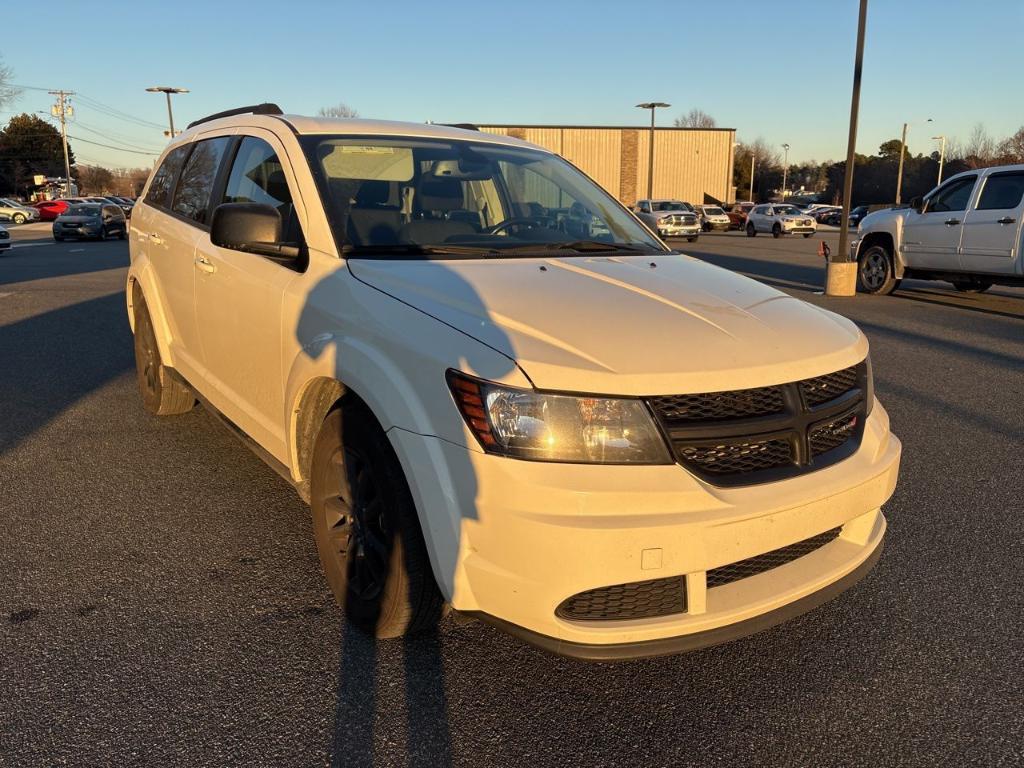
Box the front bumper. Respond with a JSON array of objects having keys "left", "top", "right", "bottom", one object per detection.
[
  {"left": 659, "top": 225, "right": 700, "bottom": 237},
  {"left": 54, "top": 224, "right": 102, "bottom": 238},
  {"left": 393, "top": 402, "right": 901, "bottom": 657},
  {"left": 705, "top": 221, "right": 731, "bottom": 231}
]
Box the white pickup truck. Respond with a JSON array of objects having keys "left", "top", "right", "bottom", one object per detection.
[{"left": 852, "top": 164, "right": 1024, "bottom": 294}]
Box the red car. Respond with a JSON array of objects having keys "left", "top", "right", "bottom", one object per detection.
[
  {"left": 726, "top": 201, "right": 755, "bottom": 230},
  {"left": 34, "top": 199, "right": 71, "bottom": 221}
]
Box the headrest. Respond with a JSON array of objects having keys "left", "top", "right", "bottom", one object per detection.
[
  {"left": 417, "top": 176, "right": 464, "bottom": 211},
  {"left": 354, "top": 180, "right": 391, "bottom": 206}
]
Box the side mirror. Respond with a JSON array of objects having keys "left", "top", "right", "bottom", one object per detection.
[
  {"left": 909, "top": 196, "right": 923, "bottom": 213},
  {"left": 210, "top": 203, "right": 299, "bottom": 261}
]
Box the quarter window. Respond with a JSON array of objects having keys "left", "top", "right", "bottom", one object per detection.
[
  {"left": 976, "top": 172, "right": 1024, "bottom": 211},
  {"left": 145, "top": 145, "right": 190, "bottom": 209},
  {"left": 171, "top": 137, "right": 231, "bottom": 224},
  {"left": 924, "top": 176, "right": 976, "bottom": 213}
]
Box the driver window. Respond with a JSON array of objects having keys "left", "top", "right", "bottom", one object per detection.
[{"left": 924, "top": 176, "right": 976, "bottom": 213}]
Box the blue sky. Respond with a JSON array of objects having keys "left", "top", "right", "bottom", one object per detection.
[{"left": 2, "top": 0, "right": 1021, "bottom": 169}]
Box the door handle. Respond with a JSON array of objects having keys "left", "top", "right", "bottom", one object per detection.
[
  {"left": 149, "top": 233, "right": 164, "bottom": 244},
  {"left": 997, "top": 216, "right": 1016, "bottom": 225},
  {"left": 944, "top": 218, "right": 960, "bottom": 226},
  {"left": 194, "top": 255, "right": 216, "bottom": 274}
]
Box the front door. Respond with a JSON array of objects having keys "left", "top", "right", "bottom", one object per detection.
[
  {"left": 193, "top": 133, "right": 303, "bottom": 460},
  {"left": 959, "top": 170, "right": 1024, "bottom": 276},
  {"left": 901, "top": 174, "right": 977, "bottom": 271}
]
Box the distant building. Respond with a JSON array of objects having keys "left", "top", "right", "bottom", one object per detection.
[{"left": 477, "top": 124, "right": 737, "bottom": 206}]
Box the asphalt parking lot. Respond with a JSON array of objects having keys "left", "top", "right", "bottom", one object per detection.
[{"left": 1, "top": 222, "right": 1022, "bottom": 767}]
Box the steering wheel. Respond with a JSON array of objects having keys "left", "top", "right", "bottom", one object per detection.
[{"left": 483, "top": 217, "right": 545, "bottom": 235}]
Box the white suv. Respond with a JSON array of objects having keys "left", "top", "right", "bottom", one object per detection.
[
  {"left": 852, "top": 164, "right": 1024, "bottom": 294},
  {"left": 127, "top": 106, "right": 900, "bottom": 659},
  {"left": 746, "top": 203, "right": 817, "bottom": 238}
]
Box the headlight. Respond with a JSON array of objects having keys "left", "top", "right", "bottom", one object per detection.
[{"left": 448, "top": 372, "right": 672, "bottom": 464}]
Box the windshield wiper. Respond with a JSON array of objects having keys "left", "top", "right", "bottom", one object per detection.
[
  {"left": 525, "top": 240, "right": 654, "bottom": 253},
  {"left": 342, "top": 243, "right": 501, "bottom": 257}
]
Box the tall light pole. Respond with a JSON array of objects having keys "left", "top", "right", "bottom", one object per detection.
[
  {"left": 825, "top": 0, "right": 868, "bottom": 298},
  {"left": 932, "top": 134, "right": 947, "bottom": 185},
  {"left": 895, "top": 117, "right": 931, "bottom": 204},
  {"left": 636, "top": 102, "right": 670, "bottom": 199},
  {"left": 146, "top": 86, "right": 190, "bottom": 138},
  {"left": 781, "top": 143, "right": 790, "bottom": 200},
  {"left": 750, "top": 154, "right": 756, "bottom": 201}
]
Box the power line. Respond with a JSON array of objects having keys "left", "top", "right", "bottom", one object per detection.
[{"left": 71, "top": 122, "right": 164, "bottom": 153}]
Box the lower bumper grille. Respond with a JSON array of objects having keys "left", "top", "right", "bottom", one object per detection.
[
  {"left": 556, "top": 576, "right": 687, "bottom": 621},
  {"left": 707, "top": 527, "right": 841, "bottom": 589}
]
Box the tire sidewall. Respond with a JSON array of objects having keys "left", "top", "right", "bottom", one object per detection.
[{"left": 857, "top": 245, "right": 898, "bottom": 294}]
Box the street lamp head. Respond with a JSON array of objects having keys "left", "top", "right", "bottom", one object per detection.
[
  {"left": 636, "top": 102, "right": 670, "bottom": 109},
  {"left": 782, "top": 143, "right": 790, "bottom": 150},
  {"left": 146, "top": 86, "right": 190, "bottom": 94}
]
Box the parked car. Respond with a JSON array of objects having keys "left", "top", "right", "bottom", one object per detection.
[
  {"left": 0, "top": 197, "right": 40, "bottom": 224},
  {"left": 813, "top": 206, "right": 842, "bottom": 224},
  {"left": 694, "top": 204, "right": 731, "bottom": 232},
  {"left": 127, "top": 107, "right": 900, "bottom": 659},
  {"left": 34, "top": 199, "right": 71, "bottom": 221},
  {"left": 726, "top": 201, "right": 755, "bottom": 229},
  {"left": 82, "top": 195, "right": 134, "bottom": 218},
  {"left": 53, "top": 202, "right": 127, "bottom": 241},
  {"left": 0, "top": 221, "right": 10, "bottom": 253},
  {"left": 635, "top": 199, "right": 700, "bottom": 241},
  {"left": 852, "top": 164, "right": 1024, "bottom": 294},
  {"left": 745, "top": 203, "right": 817, "bottom": 238},
  {"left": 825, "top": 206, "right": 869, "bottom": 227}
]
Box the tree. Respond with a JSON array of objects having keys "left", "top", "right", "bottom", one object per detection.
[
  {"left": 77, "top": 165, "right": 115, "bottom": 194},
  {"left": 963, "top": 123, "right": 995, "bottom": 168},
  {"left": 733, "top": 138, "right": 783, "bottom": 201},
  {"left": 674, "top": 109, "right": 716, "bottom": 129},
  {"left": 0, "top": 55, "right": 19, "bottom": 110},
  {"left": 997, "top": 126, "right": 1024, "bottom": 164},
  {"left": 878, "top": 139, "right": 905, "bottom": 160},
  {"left": 0, "top": 114, "right": 76, "bottom": 197},
  {"left": 318, "top": 102, "right": 358, "bottom": 119}
]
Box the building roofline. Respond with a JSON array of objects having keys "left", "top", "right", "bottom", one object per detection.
[{"left": 477, "top": 124, "right": 736, "bottom": 132}]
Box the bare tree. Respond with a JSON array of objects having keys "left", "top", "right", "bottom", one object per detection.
[
  {"left": 317, "top": 102, "right": 359, "bottom": 119},
  {"left": 673, "top": 109, "right": 717, "bottom": 129},
  {"left": 963, "top": 123, "right": 996, "bottom": 168},
  {"left": 0, "top": 55, "right": 20, "bottom": 110},
  {"left": 997, "top": 126, "right": 1024, "bottom": 164}
]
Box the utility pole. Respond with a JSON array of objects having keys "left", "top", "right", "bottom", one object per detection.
[
  {"left": 781, "top": 143, "right": 790, "bottom": 200},
  {"left": 894, "top": 122, "right": 908, "bottom": 205},
  {"left": 825, "top": 0, "right": 868, "bottom": 297},
  {"left": 49, "top": 90, "right": 74, "bottom": 197},
  {"left": 750, "top": 155, "right": 756, "bottom": 202}
]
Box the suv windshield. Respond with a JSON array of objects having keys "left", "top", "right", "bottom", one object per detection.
[
  {"left": 302, "top": 136, "right": 665, "bottom": 256},
  {"left": 703, "top": 206, "right": 724, "bottom": 215},
  {"left": 653, "top": 201, "right": 690, "bottom": 212},
  {"left": 774, "top": 205, "right": 801, "bottom": 216}
]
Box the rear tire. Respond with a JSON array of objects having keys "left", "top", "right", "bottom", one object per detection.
[
  {"left": 857, "top": 244, "right": 900, "bottom": 295},
  {"left": 132, "top": 285, "right": 195, "bottom": 415},
  {"left": 311, "top": 403, "right": 444, "bottom": 638},
  {"left": 117, "top": 227, "right": 126, "bottom": 240},
  {"left": 772, "top": 224, "right": 782, "bottom": 238},
  {"left": 13, "top": 213, "right": 26, "bottom": 224},
  {"left": 746, "top": 223, "right": 756, "bottom": 237},
  {"left": 951, "top": 279, "right": 992, "bottom": 293}
]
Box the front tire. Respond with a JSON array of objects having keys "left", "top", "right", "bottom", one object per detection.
[
  {"left": 746, "top": 223, "right": 756, "bottom": 237},
  {"left": 13, "top": 213, "right": 26, "bottom": 224},
  {"left": 311, "top": 403, "right": 444, "bottom": 639},
  {"left": 857, "top": 244, "right": 900, "bottom": 295},
  {"left": 687, "top": 236, "right": 698, "bottom": 242},
  {"left": 132, "top": 285, "right": 196, "bottom": 415}
]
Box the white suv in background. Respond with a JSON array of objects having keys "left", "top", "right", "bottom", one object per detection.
[
  {"left": 852, "top": 164, "right": 1024, "bottom": 294},
  {"left": 746, "top": 203, "right": 817, "bottom": 238},
  {"left": 127, "top": 106, "right": 900, "bottom": 659}
]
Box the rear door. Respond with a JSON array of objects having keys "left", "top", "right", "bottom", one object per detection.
[
  {"left": 958, "top": 170, "right": 1024, "bottom": 275},
  {"left": 901, "top": 174, "right": 977, "bottom": 271}
]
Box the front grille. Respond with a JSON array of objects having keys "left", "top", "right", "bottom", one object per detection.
[
  {"left": 801, "top": 366, "right": 858, "bottom": 407},
  {"left": 0, "top": 231, "right": 9, "bottom": 239},
  {"left": 647, "top": 363, "right": 867, "bottom": 486},
  {"left": 707, "top": 528, "right": 842, "bottom": 588},
  {"left": 678, "top": 438, "right": 793, "bottom": 475},
  {"left": 556, "top": 576, "right": 686, "bottom": 621},
  {"left": 650, "top": 386, "right": 783, "bottom": 423}
]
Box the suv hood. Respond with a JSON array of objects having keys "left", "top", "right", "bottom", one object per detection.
[{"left": 348, "top": 254, "right": 866, "bottom": 394}]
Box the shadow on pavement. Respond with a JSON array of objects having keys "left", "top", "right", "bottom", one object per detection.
[
  {"left": 0, "top": 240, "right": 129, "bottom": 288},
  {"left": 0, "top": 291, "right": 133, "bottom": 454}
]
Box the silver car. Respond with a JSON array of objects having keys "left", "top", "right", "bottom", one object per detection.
[
  {"left": 634, "top": 199, "right": 701, "bottom": 242},
  {"left": 0, "top": 198, "right": 40, "bottom": 225}
]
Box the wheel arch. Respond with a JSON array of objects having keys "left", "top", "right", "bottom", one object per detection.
[
  {"left": 857, "top": 230, "right": 903, "bottom": 278},
  {"left": 126, "top": 264, "right": 174, "bottom": 364}
]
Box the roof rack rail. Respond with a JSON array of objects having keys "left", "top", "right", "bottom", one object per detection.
[
  {"left": 440, "top": 123, "right": 479, "bottom": 131},
  {"left": 186, "top": 103, "right": 283, "bottom": 130}
]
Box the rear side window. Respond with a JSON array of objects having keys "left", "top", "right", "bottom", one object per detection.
[
  {"left": 222, "top": 137, "right": 299, "bottom": 240},
  {"left": 145, "top": 145, "right": 190, "bottom": 209},
  {"left": 976, "top": 172, "right": 1024, "bottom": 211},
  {"left": 171, "top": 137, "right": 232, "bottom": 224}
]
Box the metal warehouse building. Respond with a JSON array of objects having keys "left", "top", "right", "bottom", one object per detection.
[{"left": 478, "top": 125, "right": 737, "bottom": 206}]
